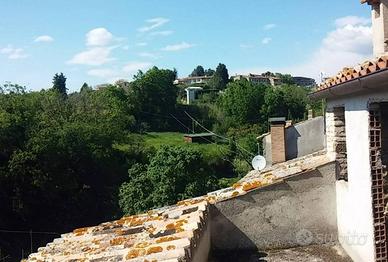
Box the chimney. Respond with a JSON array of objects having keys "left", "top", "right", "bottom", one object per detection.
[
  {"left": 269, "top": 117, "right": 286, "bottom": 164},
  {"left": 363, "top": 0, "right": 388, "bottom": 57}
]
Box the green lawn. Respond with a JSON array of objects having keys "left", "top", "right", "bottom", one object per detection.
[{"left": 143, "top": 132, "right": 228, "bottom": 161}]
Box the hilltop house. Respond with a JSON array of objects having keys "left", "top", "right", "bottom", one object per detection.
[
  {"left": 174, "top": 76, "right": 212, "bottom": 86},
  {"left": 231, "top": 73, "right": 281, "bottom": 86}
]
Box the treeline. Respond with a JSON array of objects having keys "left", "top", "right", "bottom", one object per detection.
[{"left": 0, "top": 65, "right": 320, "bottom": 260}]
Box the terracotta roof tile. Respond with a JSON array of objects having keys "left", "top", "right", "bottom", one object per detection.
[{"left": 317, "top": 56, "right": 388, "bottom": 92}]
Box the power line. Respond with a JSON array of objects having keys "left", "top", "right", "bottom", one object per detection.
[{"left": 184, "top": 111, "right": 256, "bottom": 157}]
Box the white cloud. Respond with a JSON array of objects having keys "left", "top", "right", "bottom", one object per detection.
[
  {"left": 335, "top": 16, "right": 370, "bottom": 27},
  {"left": 68, "top": 28, "right": 118, "bottom": 66},
  {"left": 87, "top": 68, "right": 117, "bottom": 78},
  {"left": 263, "top": 23, "right": 276, "bottom": 30},
  {"left": 287, "top": 16, "right": 372, "bottom": 80},
  {"left": 234, "top": 16, "right": 372, "bottom": 82},
  {"left": 0, "top": 45, "right": 28, "bottom": 59},
  {"left": 34, "top": 35, "right": 54, "bottom": 43},
  {"left": 138, "top": 52, "right": 160, "bottom": 59},
  {"left": 123, "top": 61, "right": 153, "bottom": 74},
  {"left": 86, "top": 28, "right": 113, "bottom": 46},
  {"left": 67, "top": 47, "right": 114, "bottom": 66},
  {"left": 138, "top": 17, "right": 169, "bottom": 32},
  {"left": 261, "top": 37, "right": 272, "bottom": 45},
  {"left": 162, "top": 42, "right": 195, "bottom": 51},
  {"left": 150, "top": 30, "right": 174, "bottom": 36}
]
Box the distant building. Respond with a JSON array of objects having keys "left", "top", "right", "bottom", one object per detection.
[
  {"left": 174, "top": 76, "right": 212, "bottom": 86},
  {"left": 292, "top": 77, "right": 316, "bottom": 87},
  {"left": 231, "top": 74, "right": 281, "bottom": 86},
  {"left": 185, "top": 86, "right": 203, "bottom": 104}
]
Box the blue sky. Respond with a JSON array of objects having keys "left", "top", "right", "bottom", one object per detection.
[{"left": 0, "top": 0, "right": 372, "bottom": 92}]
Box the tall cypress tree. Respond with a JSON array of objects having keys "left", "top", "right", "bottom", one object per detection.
[{"left": 52, "top": 73, "right": 67, "bottom": 97}]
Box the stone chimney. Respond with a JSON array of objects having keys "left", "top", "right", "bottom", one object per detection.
[
  {"left": 269, "top": 117, "right": 286, "bottom": 164},
  {"left": 364, "top": 0, "right": 388, "bottom": 57}
]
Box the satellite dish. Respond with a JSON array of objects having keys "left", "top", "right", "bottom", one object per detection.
[{"left": 252, "top": 155, "right": 266, "bottom": 171}]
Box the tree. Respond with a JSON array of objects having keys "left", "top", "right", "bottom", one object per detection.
[
  {"left": 80, "top": 82, "right": 92, "bottom": 93},
  {"left": 52, "top": 73, "right": 67, "bottom": 97},
  {"left": 209, "top": 63, "right": 229, "bottom": 90},
  {"left": 190, "top": 65, "right": 205, "bottom": 77},
  {"left": 119, "top": 146, "right": 217, "bottom": 215},
  {"left": 218, "top": 80, "right": 268, "bottom": 126},
  {"left": 129, "top": 67, "right": 178, "bottom": 131},
  {"left": 275, "top": 73, "right": 295, "bottom": 85},
  {"left": 261, "top": 84, "right": 308, "bottom": 121},
  {"left": 205, "top": 68, "right": 215, "bottom": 76}
]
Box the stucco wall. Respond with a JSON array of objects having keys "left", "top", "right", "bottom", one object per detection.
[
  {"left": 210, "top": 162, "right": 337, "bottom": 252},
  {"left": 325, "top": 90, "right": 388, "bottom": 262},
  {"left": 263, "top": 117, "right": 325, "bottom": 165}
]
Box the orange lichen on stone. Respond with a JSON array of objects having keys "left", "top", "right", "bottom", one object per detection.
[
  {"left": 146, "top": 246, "right": 163, "bottom": 255},
  {"left": 242, "top": 180, "right": 262, "bottom": 191},
  {"left": 232, "top": 191, "right": 240, "bottom": 197},
  {"left": 166, "top": 219, "right": 188, "bottom": 231},
  {"left": 232, "top": 182, "right": 241, "bottom": 189},
  {"left": 92, "top": 239, "right": 100, "bottom": 245},
  {"left": 126, "top": 249, "right": 146, "bottom": 259},
  {"left": 176, "top": 198, "right": 204, "bottom": 206},
  {"left": 263, "top": 172, "right": 273, "bottom": 178},
  {"left": 206, "top": 195, "right": 216, "bottom": 204},
  {"left": 146, "top": 225, "right": 156, "bottom": 234},
  {"left": 167, "top": 245, "right": 176, "bottom": 250},
  {"left": 110, "top": 236, "right": 126, "bottom": 246},
  {"left": 155, "top": 236, "right": 179, "bottom": 243},
  {"left": 135, "top": 241, "right": 150, "bottom": 248},
  {"left": 73, "top": 227, "right": 88, "bottom": 236}
]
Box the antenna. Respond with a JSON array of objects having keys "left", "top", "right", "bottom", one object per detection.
[{"left": 251, "top": 155, "right": 267, "bottom": 171}]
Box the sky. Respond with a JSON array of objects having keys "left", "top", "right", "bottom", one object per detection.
[{"left": 0, "top": 0, "right": 373, "bottom": 92}]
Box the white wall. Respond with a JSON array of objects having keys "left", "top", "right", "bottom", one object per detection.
[{"left": 326, "top": 90, "right": 388, "bottom": 262}]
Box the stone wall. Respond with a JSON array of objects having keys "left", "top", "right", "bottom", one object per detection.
[{"left": 210, "top": 161, "right": 337, "bottom": 252}]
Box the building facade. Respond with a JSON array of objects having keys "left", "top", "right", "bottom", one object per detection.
[
  {"left": 310, "top": 1, "right": 388, "bottom": 261},
  {"left": 231, "top": 73, "right": 281, "bottom": 86},
  {"left": 174, "top": 76, "right": 212, "bottom": 86}
]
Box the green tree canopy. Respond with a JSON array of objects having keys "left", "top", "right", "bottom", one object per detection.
[
  {"left": 119, "top": 145, "right": 217, "bottom": 215},
  {"left": 52, "top": 73, "right": 67, "bottom": 97},
  {"left": 217, "top": 80, "right": 268, "bottom": 126},
  {"left": 190, "top": 65, "right": 205, "bottom": 77},
  {"left": 261, "top": 84, "right": 308, "bottom": 121},
  {"left": 209, "top": 63, "right": 229, "bottom": 90},
  {"left": 129, "top": 67, "right": 178, "bottom": 131}
]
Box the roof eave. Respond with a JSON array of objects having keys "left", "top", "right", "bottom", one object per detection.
[{"left": 309, "top": 68, "right": 388, "bottom": 100}]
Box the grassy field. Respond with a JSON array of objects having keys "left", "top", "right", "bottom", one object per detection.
[{"left": 143, "top": 132, "right": 228, "bottom": 161}]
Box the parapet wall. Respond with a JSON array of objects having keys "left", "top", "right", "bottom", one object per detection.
[
  {"left": 264, "top": 116, "right": 326, "bottom": 165},
  {"left": 210, "top": 161, "right": 337, "bottom": 251}
]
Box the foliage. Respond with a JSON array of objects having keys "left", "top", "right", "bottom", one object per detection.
[
  {"left": 129, "top": 67, "right": 178, "bottom": 131},
  {"left": 209, "top": 63, "right": 229, "bottom": 90},
  {"left": 52, "top": 73, "right": 67, "bottom": 97},
  {"left": 119, "top": 146, "right": 217, "bottom": 214},
  {"left": 0, "top": 83, "right": 143, "bottom": 258},
  {"left": 261, "top": 84, "right": 308, "bottom": 121},
  {"left": 205, "top": 68, "right": 215, "bottom": 76},
  {"left": 190, "top": 65, "right": 205, "bottom": 77},
  {"left": 217, "top": 80, "right": 268, "bottom": 127}
]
